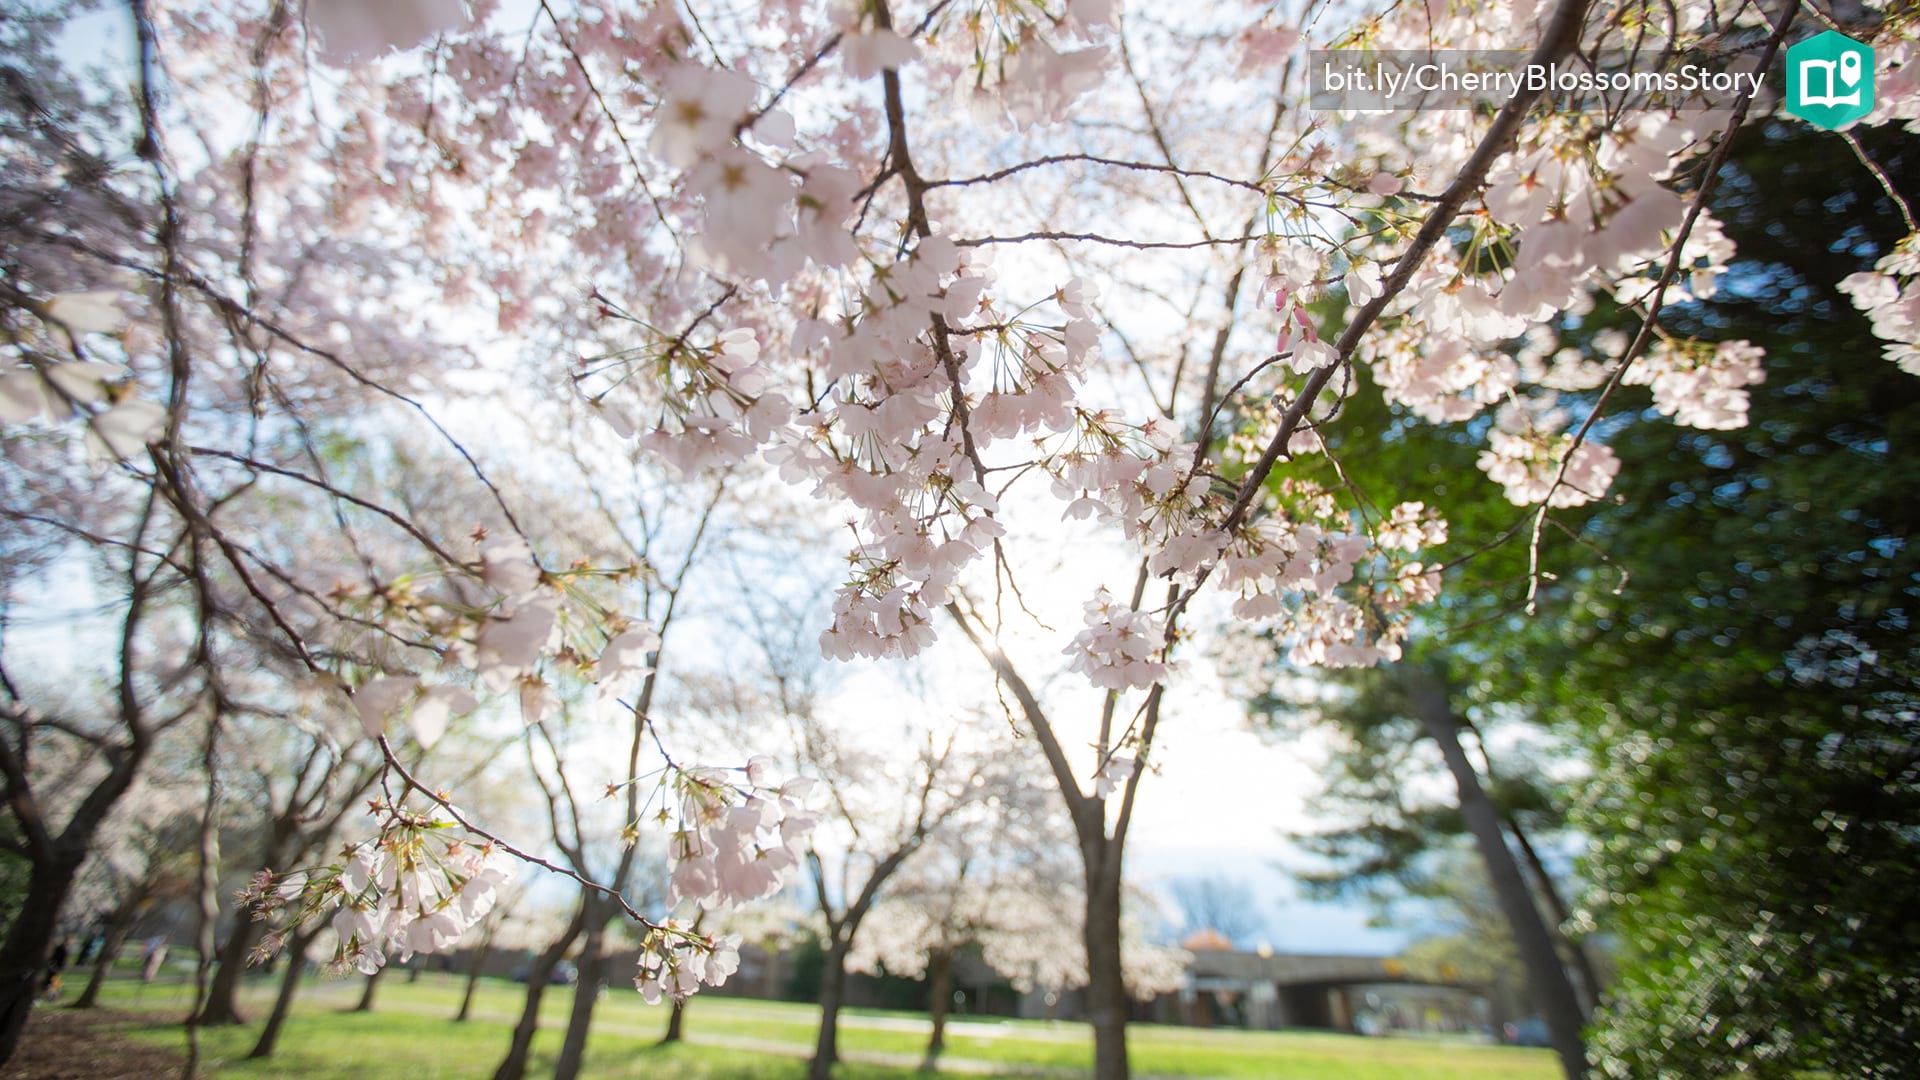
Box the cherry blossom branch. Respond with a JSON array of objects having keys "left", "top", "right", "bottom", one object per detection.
[
  {"left": 373, "top": 734, "right": 661, "bottom": 931},
  {"left": 944, "top": 601, "right": 1094, "bottom": 823},
  {"left": 1842, "top": 130, "right": 1917, "bottom": 234},
  {"left": 735, "top": 0, "right": 964, "bottom": 140},
  {"left": 1119, "top": 25, "right": 1218, "bottom": 241},
  {"left": 1213, "top": 0, "right": 1596, "bottom": 546},
  {"left": 18, "top": 221, "right": 534, "bottom": 547},
  {"left": 929, "top": 154, "right": 1270, "bottom": 195},
  {"left": 535, "top": 0, "right": 684, "bottom": 258},
  {"left": 958, "top": 231, "right": 1265, "bottom": 250},
  {"left": 1523, "top": 0, "right": 1797, "bottom": 613},
  {"left": 186, "top": 448, "right": 465, "bottom": 569}
]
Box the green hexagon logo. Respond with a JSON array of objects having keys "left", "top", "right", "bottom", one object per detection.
[{"left": 1785, "top": 30, "right": 1875, "bottom": 130}]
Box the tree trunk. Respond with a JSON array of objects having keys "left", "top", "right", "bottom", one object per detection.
[
  {"left": 491, "top": 905, "right": 585, "bottom": 1080},
  {"left": 659, "top": 998, "right": 686, "bottom": 1045},
  {"left": 0, "top": 852, "right": 84, "bottom": 1064},
  {"left": 193, "top": 917, "right": 264, "bottom": 1025},
  {"left": 1083, "top": 869, "right": 1131, "bottom": 1080},
  {"left": 353, "top": 964, "right": 385, "bottom": 1013},
  {"left": 807, "top": 937, "right": 852, "bottom": 1080},
  {"left": 550, "top": 902, "right": 611, "bottom": 1080},
  {"left": 1504, "top": 810, "right": 1606, "bottom": 1014},
  {"left": 456, "top": 947, "right": 487, "bottom": 1023},
  {"left": 72, "top": 891, "right": 144, "bottom": 1009},
  {"left": 455, "top": 900, "right": 516, "bottom": 1023},
  {"left": 1407, "top": 674, "right": 1588, "bottom": 1080},
  {"left": 247, "top": 924, "right": 319, "bottom": 1060},
  {"left": 921, "top": 947, "right": 952, "bottom": 1070}
]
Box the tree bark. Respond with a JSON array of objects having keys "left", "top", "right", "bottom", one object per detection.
[
  {"left": 456, "top": 947, "right": 487, "bottom": 1023},
  {"left": 1504, "top": 810, "right": 1606, "bottom": 1014},
  {"left": 193, "top": 917, "right": 265, "bottom": 1025},
  {"left": 0, "top": 852, "right": 85, "bottom": 1062},
  {"left": 247, "top": 924, "right": 319, "bottom": 1060},
  {"left": 659, "top": 998, "right": 686, "bottom": 1045},
  {"left": 491, "top": 905, "right": 585, "bottom": 1080},
  {"left": 1407, "top": 674, "right": 1588, "bottom": 1080},
  {"left": 920, "top": 947, "right": 952, "bottom": 1069},
  {"left": 1083, "top": 868, "right": 1130, "bottom": 1080},
  {"left": 455, "top": 895, "right": 516, "bottom": 1023},
  {"left": 550, "top": 901, "right": 611, "bottom": 1080},
  {"left": 807, "top": 936, "right": 852, "bottom": 1080},
  {"left": 353, "top": 964, "right": 385, "bottom": 1013}
]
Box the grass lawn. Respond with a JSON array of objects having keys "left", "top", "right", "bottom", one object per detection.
[{"left": 86, "top": 972, "right": 1557, "bottom": 1079}]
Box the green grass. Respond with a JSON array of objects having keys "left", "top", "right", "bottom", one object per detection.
[{"left": 93, "top": 973, "right": 1557, "bottom": 1079}]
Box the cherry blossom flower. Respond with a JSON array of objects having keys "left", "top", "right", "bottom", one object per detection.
[
  {"left": 635, "top": 923, "right": 744, "bottom": 1003},
  {"left": 252, "top": 811, "right": 513, "bottom": 977},
  {"left": 1622, "top": 338, "right": 1767, "bottom": 429},
  {"left": 1064, "top": 589, "right": 1169, "bottom": 692},
  {"left": 43, "top": 291, "right": 127, "bottom": 335},
  {"left": 1478, "top": 427, "right": 1622, "bottom": 508},
  {"left": 478, "top": 535, "right": 540, "bottom": 598},
  {"left": 1000, "top": 35, "right": 1109, "bottom": 129},
  {"left": 1094, "top": 754, "right": 1136, "bottom": 799},
  {"left": 1839, "top": 240, "right": 1920, "bottom": 375},
  {"left": 649, "top": 63, "right": 757, "bottom": 170},
  {"left": 842, "top": 28, "right": 918, "bottom": 79},
  {"left": 309, "top": 0, "right": 469, "bottom": 63},
  {"left": 85, "top": 397, "right": 167, "bottom": 460},
  {"left": 666, "top": 765, "right": 818, "bottom": 911}
]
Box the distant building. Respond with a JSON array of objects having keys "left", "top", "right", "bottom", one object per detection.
[
  {"left": 1003, "top": 934, "right": 1492, "bottom": 1036},
  {"left": 1139, "top": 943, "right": 1491, "bottom": 1035}
]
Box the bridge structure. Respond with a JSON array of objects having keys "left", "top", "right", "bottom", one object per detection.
[{"left": 1162, "top": 947, "right": 1487, "bottom": 1033}]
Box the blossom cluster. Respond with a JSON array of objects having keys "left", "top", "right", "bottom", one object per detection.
[
  {"left": 1622, "top": 338, "right": 1767, "bottom": 430},
  {"left": 268, "top": 0, "right": 1920, "bottom": 715},
  {"left": 920, "top": 0, "right": 1118, "bottom": 128},
  {"left": 1063, "top": 589, "right": 1170, "bottom": 692},
  {"left": 780, "top": 257, "right": 1096, "bottom": 662},
  {"left": 347, "top": 532, "right": 658, "bottom": 746},
  {"left": 328, "top": 527, "right": 822, "bottom": 1001},
  {"left": 1264, "top": 239, "right": 1341, "bottom": 374},
  {"left": 0, "top": 291, "right": 166, "bottom": 461},
  {"left": 665, "top": 757, "right": 819, "bottom": 911},
  {"left": 1477, "top": 423, "right": 1623, "bottom": 509},
  {"left": 243, "top": 807, "right": 512, "bottom": 976},
  {"left": 1839, "top": 238, "right": 1920, "bottom": 376},
  {"left": 634, "top": 921, "right": 744, "bottom": 1004}
]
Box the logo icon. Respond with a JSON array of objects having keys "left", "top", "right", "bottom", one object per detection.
[{"left": 1786, "top": 30, "right": 1875, "bottom": 129}]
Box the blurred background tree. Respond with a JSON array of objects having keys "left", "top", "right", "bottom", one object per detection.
[
  {"left": 1520, "top": 119, "right": 1920, "bottom": 1079},
  {"left": 1253, "top": 117, "right": 1920, "bottom": 1078}
]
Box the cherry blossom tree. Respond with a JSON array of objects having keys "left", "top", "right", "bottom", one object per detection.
[
  {"left": 193, "top": 696, "right": 392, "bottom": 1026},
  {"left": 8, "top": 0, "right": 1920, "bottom": 1077},
  {"left": 471, "top": 467, "right": 732, "bottom": 1080},
  {"left": 66, "top": 781, "right": 201, "bottom": 1010},
  {"left": 843, "top": 745, "right": 1071, "bottom": 1065},
  {"left": 797, "top": 730, "right": 983, "bottom": 1080},
  {"left": 846, "top": 756, "right": 1187, "bottom": 1066}
]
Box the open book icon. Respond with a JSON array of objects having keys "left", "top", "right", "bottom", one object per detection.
[{"left": 1800, "top": 50, "right": 1864, "bottom": 108}]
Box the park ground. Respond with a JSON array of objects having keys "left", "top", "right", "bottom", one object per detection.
[{"left": 3, "top": 973, "right": 1558, "bottom": 1079}]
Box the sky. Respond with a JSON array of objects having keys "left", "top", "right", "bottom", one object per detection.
[{"left": 1122, "top": 707, "right": 1416, "bottom": 955}]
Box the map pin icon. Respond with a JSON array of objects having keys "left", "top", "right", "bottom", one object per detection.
[{"left": 1840, "top": 50, "right": 1862, "bottom": 88}]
